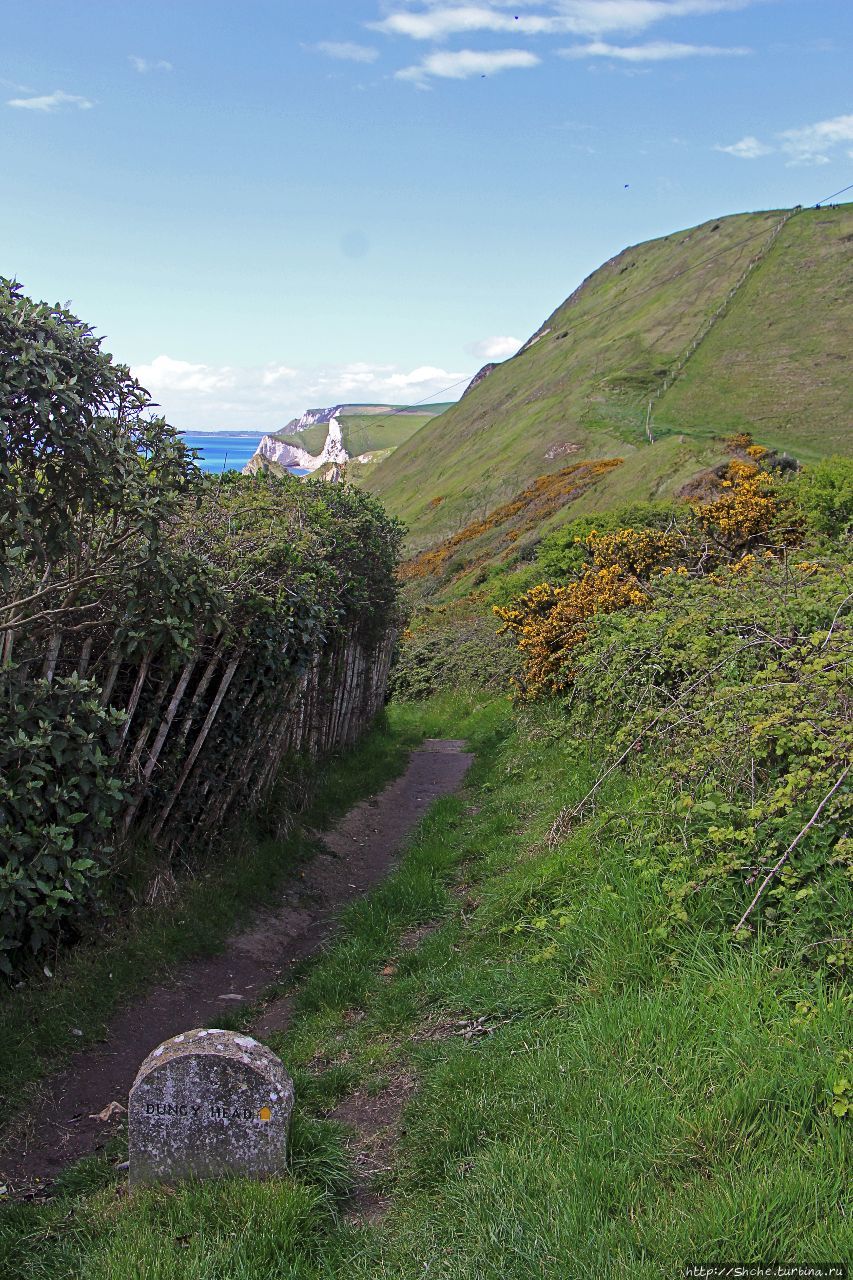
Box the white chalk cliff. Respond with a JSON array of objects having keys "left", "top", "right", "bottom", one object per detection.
[
  {"left": 283, "top": 405, "right": 344, "bottom": 433},
  {"left": 246, "top": 416, "right": 350, "bottom": 474}
]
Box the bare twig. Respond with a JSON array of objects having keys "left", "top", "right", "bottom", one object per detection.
[
  {"left": 821, "top": 592, "right": 853, "bottom": 651},
  {"left": 733, "top": 764, "right": 851, "bottom": 934}
]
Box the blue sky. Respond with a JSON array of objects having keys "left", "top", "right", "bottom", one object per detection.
[{"left": 2, "top": 0, "right": 850, "bottom": 430}]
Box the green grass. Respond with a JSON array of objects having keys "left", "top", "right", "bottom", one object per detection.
[
  {"left": 365, "top": 205, "right": 853, "bottom": 560},
  {"left": 3, "top": 689, "right": 848, "bottom": 1277},
  {"left": 658, "top": 205, "right": 853, "bottom": 458}
]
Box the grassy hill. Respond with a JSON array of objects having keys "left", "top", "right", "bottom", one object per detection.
[
  {"left": 364, "top": 205, "right": 852, "bottom": 558},
  {"left": 274, "top": 404, "right": 453, "bottom": 460}
]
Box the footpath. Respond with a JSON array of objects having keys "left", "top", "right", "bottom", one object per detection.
[{"left": 1, "top": 739, "right": 473, "bottom": 1195}]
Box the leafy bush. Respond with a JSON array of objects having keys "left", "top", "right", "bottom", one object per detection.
[
  {"left": 0, "top": 676, "right": 127, "bottom": 972},
  {"left": 1, "top": 280, "right": 404, "bottom": 975},
  {"left": 0, "top": 278, "right": 201, "bottom": 657},
  {"left": 390, "top": 612, "right": 520, "bottom": 701},
  {"left": 560, "top": 558, "right": 852, "bottom": 963},
  {"left": 789, "top": 456, "right": 853, "bottom": 538}
]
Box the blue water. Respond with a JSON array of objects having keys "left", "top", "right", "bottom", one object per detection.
[
  {"left": 180, "top": 434, "right": 310, "bottom": 477},
  {"left": 181, "top": 433, "right": 261, "bottom": 473}
]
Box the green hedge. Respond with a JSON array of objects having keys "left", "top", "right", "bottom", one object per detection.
[{"left": 0, "top": 279, "right": 403, "bottom": 975}]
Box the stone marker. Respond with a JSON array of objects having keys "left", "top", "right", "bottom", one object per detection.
[{"left": 128, "top": 1028, "right": 294, "bottom": 1187}]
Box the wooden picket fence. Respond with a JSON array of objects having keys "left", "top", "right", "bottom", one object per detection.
[{"left": 5, "top": 621, "right": 397, "bottom": 853}]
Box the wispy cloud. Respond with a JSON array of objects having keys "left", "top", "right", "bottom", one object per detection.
[
  {"left": 466, "top": 335, "right": 522, "bottom": 361},
  {"left": 374, "top": 1, "right": 757, "bottom": 42},
  {"left": 7, "top": 89, "right": 93, "bottom": 112},
  {"left": 780, "top": 114, "right": 853, "bottom": 165},
  {"left": 715, "top": 134, "right": 772, "bottom": 158},
  {"left": 560, "top": 39, "right": 750, "bottom": 60},
  {"left": 129, "top": 56, "right": 173, "bottom": 73},
  {"left": 396, "top": 47, "right": 540, "bottom": 86},
  {"left": 314, "top": 41, "right": 380, "bottom": 63},
  {"left": 716, "top": 112, "right": 853, "bottom": 165},
  {"left": 133, "top": 355, "right": 466, "bottom": 432}
]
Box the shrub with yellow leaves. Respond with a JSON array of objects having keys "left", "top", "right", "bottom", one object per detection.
[
  {"left": 691, "top": 460, "right": 794, "bottom": 554},
  {"left": 494, "top": 567, "right": 648, "bottom": 699},
  {"left": 586, "top": 526, "right": 682, "bottom": 577},
  {"left": 496, "top": 444, "right": 804, "bottom": 700}
]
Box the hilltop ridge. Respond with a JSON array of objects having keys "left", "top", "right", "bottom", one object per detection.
[{"left": 364, "top": 204, "right": 853, "bottom": 556}]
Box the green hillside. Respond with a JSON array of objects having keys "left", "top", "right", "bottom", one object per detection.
[
  {"left": 276, "top": 404, "right": 453, "bottom": 460},
  {"left": 365, "top": 205, "right": 853, "bottom": 555},
  {"left": 655, "top": 211, "right": 852, "bottom": 456}
]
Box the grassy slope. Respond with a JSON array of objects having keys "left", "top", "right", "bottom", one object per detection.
[
  {"left": 657, "top": 204, "right": 853, "bottom": 459},
  {"left": 276, "top": 408, "right": 450, "bottom": 458},
  {"left": 365, "top": 206, "right": 852, "bottom": 555},
  {"left": 3, "top": 692, "right": 848, "bottom": 1277}
]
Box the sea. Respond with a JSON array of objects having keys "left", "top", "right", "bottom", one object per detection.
[{"left": 180, "top": 433, "right": 263, "bottom": 474}]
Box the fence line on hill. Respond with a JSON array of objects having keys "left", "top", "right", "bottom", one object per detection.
[{"left": 647, "top": 207, "right": 802, "bottom": 431}]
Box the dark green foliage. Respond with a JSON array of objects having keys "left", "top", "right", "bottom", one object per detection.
[
  {"left": 0, "top": 277, "right": 200, "bottom": 635},
  {"left": 789, "top": 455, "right": 853, "bottom": 537},
  {"left": 0, "top": 676, "right": 127, "bottom": 972},
  {"left": 0, "top": 281, "right": 404, "bottom": 976}
]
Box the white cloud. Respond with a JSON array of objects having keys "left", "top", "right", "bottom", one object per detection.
[
  {"left": 396, "top": 47, "right": 540, "bottom": 85},
  {"left": 376, "top": 4, "right": 558, "bottom": 39},
  {"left": 7, "top": 89, "right": 93, "bottom": 112},
  {"left": 374, "top": 1, "right": 756, "bottom": 41},
  {"left": 261, "top": 365, "right": 299, "bottom": 386},
  {"left": 714, "top": 134, "right": 773, "bottom": 158},
  {"left": 466, "top": 335, "right": 522, "bottom": 360},
  {"left": 780, "top": 113, "right": 853, "bottom": 166},
  {"left": 132, "top": 356, "right": 467, "bottom": 431},
  {"left": 129, "top": 56, "right": 173, "bottom": 73},
  {"left": 135, "top": 355, "right": 235, "bottom": 395},
  {"left": 314, "top": 41, "right": 380, "bottom": 62},
  {"left": 715, "top": 113, "right": 853, "bottom": 166},
  {"left": 560, "top": 39, "right": 749, "bottom": 59}
]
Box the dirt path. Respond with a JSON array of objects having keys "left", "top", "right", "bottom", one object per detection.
[{"left": 0, "top": 739, "right": 473, "bottom": 1195}]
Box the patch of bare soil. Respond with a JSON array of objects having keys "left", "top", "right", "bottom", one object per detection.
[
  {"left": 0, "top": 740, "right": 473, "bottom": 1196},
  {"left": 397, "top": 920, "right": 443, "bottom": 951},
  {"left": 329, "top": 1069, "right": 418, "bottom": 1224}
]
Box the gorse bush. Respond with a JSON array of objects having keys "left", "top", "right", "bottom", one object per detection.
[
  {"left": 536, "top": 501, "right": 680, "bottom": 579},
  {"left": 493, "top": 569, "right": 650, "bottom": 699},
  {"left": 496, "top": 456, "right": 807, "bottom": 699},
  {"left": 496, "top": 451, "right": 852, "bottom": 964},
  {"left": 0, "top": 280, "right": 403, "bottom": 975}
]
